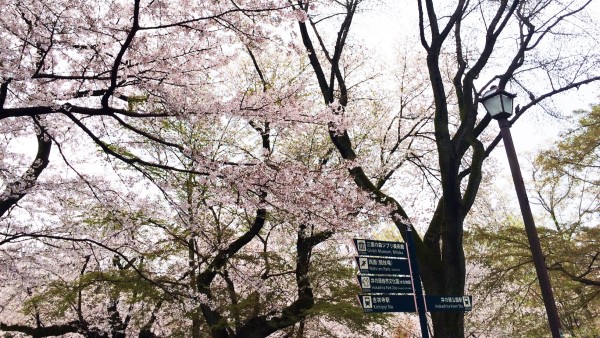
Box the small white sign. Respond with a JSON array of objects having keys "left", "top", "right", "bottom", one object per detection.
[
  {"left": 463, "top": 296, "right": 471, "bottom": 308},
  {"left": 361, "top": 276, "right": 371, "bottom": 289},
  {"left": 356, "top": 240, "right": 366, "bottom": 252},
  {"left": 359, "top": 257, "right": 369, "bottom": 270},
  {"left": 363, "top": 296, "right": 372, "bottom": 309}
]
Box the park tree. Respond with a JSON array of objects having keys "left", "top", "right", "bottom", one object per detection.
[
  {"left": 1, "top": 0, "right": 600, "bottom": 337},
  {"left": 465, "top": 104, "right": 599, "bottom": 336},
  {"left": 0, "top": 0, "right": 390, "bottom": 337},
  {"left": 291, "top": 0, "right": 600, "bottom": 336}
]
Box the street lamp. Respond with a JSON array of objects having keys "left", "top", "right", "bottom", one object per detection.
[
  {"left": 480, "top": 86, "right": 562, "bottom": 338},
  {"left": 480, "top": 86, "right": 516, "bottom": 119}
]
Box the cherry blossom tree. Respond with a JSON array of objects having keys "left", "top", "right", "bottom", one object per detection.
[
  {"left": 1, "top": 1, "right": 391, "bottom": 337},
  {"left": 291, "top": 0, "right": 600, "bottom": 336},
  {"left": 2, "top": 0, "right": 600, "bottom": 337}
]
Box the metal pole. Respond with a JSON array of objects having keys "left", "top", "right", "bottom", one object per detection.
[
  {"left": 405, "top": 225, "right": 429, "bottom": 338},
  {"left": 497, "top": 117, "right": 562, "bottom": 337}
]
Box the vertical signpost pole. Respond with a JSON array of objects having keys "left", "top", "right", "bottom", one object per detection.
[{"left": 405, "top": 225, "right": 429, "bottom": 338}]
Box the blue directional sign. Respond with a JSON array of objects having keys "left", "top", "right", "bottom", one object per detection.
[
  {"left": 358, "top": 294, "right": 416, "bottom": 313},
  {"left": 355, "top": 256, "right": 410, "bottom": 275},
  {"left": 358, "top": 294, "right": 474, "bottom": 313},
  {"left": 357, "top": 275, "right": 414, "bottom": 294},
  {"left": 353, "top": 238, "right": 407, "bottom": 258},
  {"left": 425, "top": 295, "right": 472, "bottom": 312}
]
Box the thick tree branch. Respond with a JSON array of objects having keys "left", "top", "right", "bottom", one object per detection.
[
  {"left": 0, "top": 117, "right": 51, "bottom": 217},
  {"left": 197, "top": 208, "right": 267, "bottom": 338},
  {"left": 234, "top": 227, "right": 333, "bottom": 337},
  {"left": 102, "top": 0, "right": 140, "bottom": 108}
]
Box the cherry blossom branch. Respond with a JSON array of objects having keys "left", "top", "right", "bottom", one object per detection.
[
  {"left": 197, "top": 208, "right": 267, "bottom": 337},
  {"left": 0, "top": 117, "right": 51, "bottom": 218},
  {"left": 63, "top": 111, "right": 210, "bottom": 175},
  {"left": 139, "top": 4, "right": 292, "bottom": 30},
  {"left": 0, "top": 321, "right": 83, "bottom": 338},
  {"left": 101, "top": 0, "right": 140, "bottom": 108},
  {"left": 234, "top": 225, "right": 333, "bottom": 336},
  {"left": 0, "top": 105, "right": 169, "bottom": 119},
  {"left": 0, "top": 78, "right": 11, "bottom": 108},
  {"left": 0, "top": 232, "right": 179, "bottom": 299}
]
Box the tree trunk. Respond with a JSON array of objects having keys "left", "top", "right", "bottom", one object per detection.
[{"left": 431, "top": 312, "right": 464, "bottom": 337}]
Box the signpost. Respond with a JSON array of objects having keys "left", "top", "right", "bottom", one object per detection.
[
  {"left": 425, "top": 295, "right": 473, "bottom": 312},
  {"left": 353, "top": 229, "right": 473, "bottom": 338},
  {"left": 358, "top": 294, "right": 416, "bottom": 313},
  {"left": 356, "top": 275, "right": 414, "bottom": 293},
  {"left": 353, "top": 239, "right": 407, "bottom": 257},
  {"left": 357, "top": 295, "right": 474, "bottom": 313},
  {"left": 355, "top": 256, "right": 410, "bottom": 275}
]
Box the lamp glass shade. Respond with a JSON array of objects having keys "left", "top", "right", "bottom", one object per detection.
[
  {"left": 500, "top": 92, "right": 514, "bottom": 116},
  {"left": 480, "top": 89, "right": 516, "bottom": 119}
]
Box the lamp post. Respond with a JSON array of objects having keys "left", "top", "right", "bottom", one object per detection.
[{"left": 480, "top": 86, "right": 562, "bottom": 338}]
